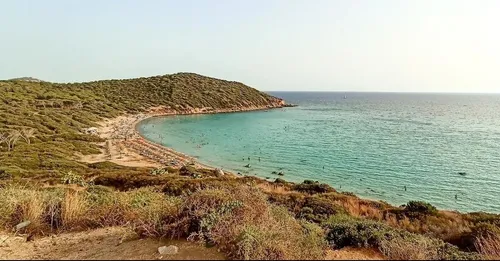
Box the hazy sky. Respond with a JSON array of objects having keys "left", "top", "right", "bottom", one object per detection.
[{"left": 1, "top": 0, "right": 499, "bottom": 92}]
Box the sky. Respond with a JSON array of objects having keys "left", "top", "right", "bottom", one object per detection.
[{"left": 1, "top": 0, "right": 499, "bottom": 93}]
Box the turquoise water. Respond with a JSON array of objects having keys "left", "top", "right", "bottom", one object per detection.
[{"left": 137, "top": 92, "right": 500, "bottom": 213}]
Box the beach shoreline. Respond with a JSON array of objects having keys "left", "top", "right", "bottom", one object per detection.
[
  {"left": 83, "top": 106, "right": 403, "bottom": 207},
  {"left": 80, "top": 105, "right": 476, "bottom": 215},
  {"left": 80, "top": 104, "right": 286, "bottom": 173}
]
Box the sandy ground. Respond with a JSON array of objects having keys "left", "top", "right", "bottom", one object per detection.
[
  {"left": 79, "top": 112, "right": 218, "bottom": 170},
  {"left": 0, "top": 227, "right": 225, "bottom": 260},
  {"left": 0, "top": 227, "right": 383, "bottom": 260},
  {"left": 325, "top": 248, "right": 384, "bottom": 260},
  {"left": 79, "top": 114, "right": 161, "bottom": 168}
]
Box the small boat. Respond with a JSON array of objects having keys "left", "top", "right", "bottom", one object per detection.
[
  {"left": 343, "top": 95, "right": 347, "bottom": 99},
  {"left": 458, "top": 172, "right": 466, "bottom": 176}
]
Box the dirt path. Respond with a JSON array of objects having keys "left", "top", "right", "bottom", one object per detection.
[
  {"left": 0, "top": 227, "right": 225, "bottom": 260},
  {"left": 325, "top": 247, "right": 384, "bottom": 260},
  {"left": 0, "top": 226, "right": 384, "bottom": 260}
]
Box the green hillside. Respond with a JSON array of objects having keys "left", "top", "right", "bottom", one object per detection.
[{"left": 0, "top": 73, "right": 282, "bottom": 179}]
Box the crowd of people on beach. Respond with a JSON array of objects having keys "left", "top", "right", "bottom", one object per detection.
[
  {"left": 108, "top": 114, "right": 148, "bottom": 140},
  {"left": 103, "top": 114, "right": 198, "bottom": 168},
  {"left": 123, "top": 138, "right": 186, "bottom": 167}
]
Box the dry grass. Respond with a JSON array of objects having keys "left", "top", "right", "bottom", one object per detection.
[
  {"left": 379, "top": 237, "right": 439, "bottom": 260},
  {"left": 203, "top": 187, "right": 326, "bottom": 260},
  {"left": 321, "top": 193, "right": 471, "bottom": 242},
  {"left": 257, "top": 183, "right": 290, "bottom": 195},
  {"left": 333, "top": 197, "right": 384, "bottom": 220},
  {"left": 61, "top": 190, "right": 88, "bottom": 230},
  {"left": 1, "top": 177, "right": 494, "bottom": 260},
  {"left": 0, "top": 185, "right": 181, "bottom": 234},
  {"left": 0, "top": 185, "right": 52, "bottom": 233},
  {"left": 0, "top": 184, "right": 325, "bottom": 260},
  {"left": 475, "top": 234, "right": 500, "bottom": 260}
]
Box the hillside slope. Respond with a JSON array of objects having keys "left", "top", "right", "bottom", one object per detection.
[
  {"left": 8, "top": 77, "right": 44, "bottom": 82},
  {"left": 0, "top": 73, "right": 283, "bottom": 179}
]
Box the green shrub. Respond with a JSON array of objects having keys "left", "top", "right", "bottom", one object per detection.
[
  {"left": 179, "top": 165, "right": 201, "bottom": 178},
  {"left": 466, "top": 212, "right": 500, "bottom": 226},
  {"left": 323, "top": 215, "right": 479, "bottom": 260},
  {"left": 60, "top": 171, "right": 88, "bottom": 186},
  {"left": 88, "top": 161, "right": 124, "bottom": 170},
  {"left": 404, "top": 200, "right": 438, "bottom": 216},
  {"left": 293, "top": 182, "right": 335, "bottom": 194},
  {"left": 274, "top": 178, "right": 287, "bottom": 184},
  {"left": 340, "top": 191, "right": 357, "bottom": 197},
  {"left": 150, "top": 167, "right": 169, "bottom": 176},
  {"left": 299, "top": 196, "right": 345, "bottom": 223},
  {"left": 0, "top": 168, "right": 12, "bottom": 180}
]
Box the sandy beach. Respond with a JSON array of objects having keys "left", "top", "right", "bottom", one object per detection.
[{"left": 79, "top": 105, "right": 284, "bottom": 171}]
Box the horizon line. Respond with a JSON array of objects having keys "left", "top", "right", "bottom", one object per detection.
[{"left": 265, "top": 90, "right": 500, "bottom": 94}]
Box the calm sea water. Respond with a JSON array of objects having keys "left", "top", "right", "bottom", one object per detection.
[{"left": 138, "top": 92, "right": 500, "bottom": 213}]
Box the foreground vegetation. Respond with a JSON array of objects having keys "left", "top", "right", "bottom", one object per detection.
[{"left": 1, "top": 74, "right": 499, "bottom": 260}]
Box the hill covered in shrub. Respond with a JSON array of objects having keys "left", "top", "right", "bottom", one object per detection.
[{"left": 0, "top": 73, "right": 283, "bottom": 178}]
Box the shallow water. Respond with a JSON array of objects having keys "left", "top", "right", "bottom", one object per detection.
[{"left": 137, "top": 92, "right": 500, "bottom": 213}]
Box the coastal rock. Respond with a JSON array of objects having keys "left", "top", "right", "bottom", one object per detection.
[
  {"left": 215, "top": 168, "right": 224, "bottom": 177},
  {"left": 158, "top": 245, "right": 178, "bottom": 255},
  {"left": 15, "top": 221, "right": 31, "bottom": 231}
]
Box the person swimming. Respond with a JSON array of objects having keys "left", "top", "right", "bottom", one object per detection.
[{"left": 404, "top": 186, "right": 407, "bottom": 191}]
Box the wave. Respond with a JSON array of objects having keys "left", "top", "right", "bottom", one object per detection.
[{"left": 372, "top": 117, "right": 433, "bottom": 126}]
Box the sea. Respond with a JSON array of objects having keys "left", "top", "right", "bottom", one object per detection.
[{"left": 137, "top": 92, "right": 500, "bottom": 213}]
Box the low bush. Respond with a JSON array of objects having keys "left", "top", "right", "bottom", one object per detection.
[
  {"left": 274, "top": 178, "right": 287, "bottom": 184},
  {"left": 404, "top": 201, "right": 438, "bottom": 217},
  {"left": 0, "top": 184, "right": 325, "bottom": 260},
  {"left": 465, "top": 212, "right": 500, "bottom": 227},
  {"left": 293, "top": 181, "right": 335, "bottom": 194},
  {"left": 323, "top": 215, "right": 479, "bottom": 260},
  {"left": 299, "top": 196, "right": 346, "bottom": 223},
  {"left": 60, "top": 171, "right": 88, "bottom": 186}
]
